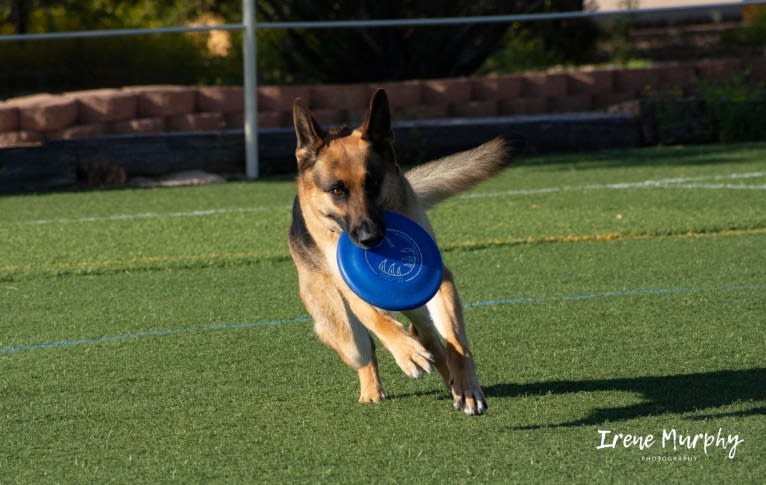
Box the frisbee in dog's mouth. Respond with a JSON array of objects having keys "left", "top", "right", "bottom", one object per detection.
[{"left": 337, "top": 211, "right": 443, "bottom": 311}]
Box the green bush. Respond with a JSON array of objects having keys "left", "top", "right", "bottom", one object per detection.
[
  {"left": 0, "top": 1, "right": 294, "bottom": 97},
  {"left": 1, "top": 1, "right": 603, "bottom": 93},
  {"left": 721, "top": 9, "right": 766, "bottom": 48},
  {"left": 649, "top": 89, "right": 713, "bottom": 145},
  {"left": 0, "top": 28, "right": 306, "bottom": 98},
  {"left": 0, "top": 34, "right": 222, "bottom": 97},
  {"left": 698, "top": 72, "right": 766, "bottom": 143},
  {"left": 478, "top": 12, "right": 600, "bottom": 75},
  {"left": 477, "top": 23, "right": 563, "bottom": 74},
  {"left": 651, "top": 72, "right": 766, "bottom": 145}
]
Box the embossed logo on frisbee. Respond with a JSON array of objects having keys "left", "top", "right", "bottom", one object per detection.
[
  {"left": 336, "top": 211, "right": 443, "bottom": 311},
  {"left": 364, "top": 228, "right": 423, "bottom": 282}
]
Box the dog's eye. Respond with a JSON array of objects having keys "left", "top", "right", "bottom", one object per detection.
[{"left": 328, "top": 184, "right": 347, "bottom": 198}]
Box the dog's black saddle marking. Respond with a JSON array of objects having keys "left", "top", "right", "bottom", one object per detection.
[{"left": 289, "top": 196, "right": 319, "bottom": 267}]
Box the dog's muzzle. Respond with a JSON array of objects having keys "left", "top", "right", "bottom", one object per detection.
[{"left": 350, "top": 219, "right": 385, "bottom": 249}]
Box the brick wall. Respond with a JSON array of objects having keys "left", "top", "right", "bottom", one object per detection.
[{"left": 0, "top": 57, "right": 762, "bottom": 149}]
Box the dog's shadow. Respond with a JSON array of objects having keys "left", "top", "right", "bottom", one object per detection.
[{"left": 484, "top": 368, "right": 766, "bottom": 429}]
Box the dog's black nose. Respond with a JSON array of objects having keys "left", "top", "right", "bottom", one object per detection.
[{"left": 351, "top": 220, "right": 385, "bottom": 248}]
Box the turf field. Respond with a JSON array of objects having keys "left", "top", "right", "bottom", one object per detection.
[{"left": 1, "top": 143, "right": 765, "bottom": 483}]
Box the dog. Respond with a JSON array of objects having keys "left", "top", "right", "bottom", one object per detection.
[{"left": 288, "top": 89, "right": 510, "bottom": 415}]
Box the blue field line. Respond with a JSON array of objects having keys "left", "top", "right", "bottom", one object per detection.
[{"left": 2, "top": 283, "right": 765, "bottom": 355}]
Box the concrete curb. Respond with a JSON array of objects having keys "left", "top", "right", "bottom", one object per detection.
[{"left": 0, "top": 112, "right": 642, "bottom": 193}]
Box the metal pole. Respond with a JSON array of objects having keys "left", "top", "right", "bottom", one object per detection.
[{"left": 243, "top": 0, "right": 259, "bottom": 179}]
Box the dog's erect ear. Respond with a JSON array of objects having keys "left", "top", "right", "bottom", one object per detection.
[
  {"left": 293, "top": 98, "right": 325, "bottom": 171},
  {"left": 361, "top": 89, "right": 393, "bottom": 145}
]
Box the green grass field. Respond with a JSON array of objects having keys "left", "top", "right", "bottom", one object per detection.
[{"left": 1, "top": 143, "right": 765, "bottom": 483}]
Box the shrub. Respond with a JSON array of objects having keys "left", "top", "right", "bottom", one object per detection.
[
  {"left": 721, "top": 8, "right": 766, "bottom": 49},
  {"left": 255, "top": 0, "right": 599, "bottom": 83},
  {"left": 697, "top": 72, "right": 766, "bottom": 143},
  {"left": 651, "top": 72, "right": 766, "bottom": 145},
  {"left": 477, "top": 23, "right": 565, "bottom": 74},
  {"left": 0, "top": 34, "right": 217, "bottom": 97},
  {"left": 652, "top": 93, "right": 715, "bottom": 145}
]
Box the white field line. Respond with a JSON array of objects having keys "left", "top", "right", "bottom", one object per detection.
[
  {"left": 13, "top": 171, "right": 766, "bottom": 226},
  {"left": 460, "top": 171, "right": 766, "bottom": 199},
  {"left": 2, "top": 282, "right": 764, "bottom": 355},
  {"left": 19, "top": 206, "right": 286, "bottom": 226},
  {"left": 667, "top": 183, "right": 766, "bottom": 190}
]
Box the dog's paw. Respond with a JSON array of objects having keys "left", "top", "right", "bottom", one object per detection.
[
  {"left": 392, "top": 338, "right": 435, "bottom": 379},
  {"left": 451, "top": 380, "right": 488, "bottom": 416},
  {"left": 358, "top": 388, "right": 386, "bottom": 404}
]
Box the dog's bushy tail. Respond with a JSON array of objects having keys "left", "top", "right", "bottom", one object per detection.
[{"left": 404, "top": 137, "right": 511, "bottom": 210}]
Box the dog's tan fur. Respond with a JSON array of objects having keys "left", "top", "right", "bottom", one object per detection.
[{"left": 288, "top": 89, "right": 510, "bottom": 415}]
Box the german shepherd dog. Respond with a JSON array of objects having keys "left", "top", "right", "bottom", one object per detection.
[{"left": 288, "top": 89, "right": 510, "bottom": 415}]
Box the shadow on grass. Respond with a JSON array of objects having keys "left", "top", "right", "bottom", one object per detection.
[{"left": 485, "top": 368, "right": 766, "bottom": 429}]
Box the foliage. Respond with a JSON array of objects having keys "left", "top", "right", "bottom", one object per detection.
[
  {"left": 477, "top": 22, "right": 568, "bottom": 74},
  {"left": 0, "top": 0, "right": 241, "bottom": 34},
  {"left": 651, "top": 72, "right": 766, "bottom": 145},
  {"left": 256, "top": 0, "right": 599, "bottom": 83},
  {"left": 2, "top": 0, "right": 599, "bottom": 92},
  {"left": 0, "top": 34, "right": 233, "bottom": 96},
  {"left": 0, "top": 0, "right": 604, "bottom": 92},
  {"left": 0, "top": 1, "right": 246, "bottom": 96},
  {"left": 604, "top": 0, "right": 640, "bottom": 65},
  {"left": 651, "top": 93, "right": 714, "bottom": 146},
  {"left": 478, "top": 16, "right": 600, "bottom": 74},
  {"left": 255, "top": 0, "right": 509, "bottom": 83},
  {"left": 697, "top": 72, "right": 766, "bottom": 143},
  {"left": 721, "top": 8, "right": 766, "bottom": 50}
]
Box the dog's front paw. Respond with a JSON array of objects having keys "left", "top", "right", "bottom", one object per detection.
[
  {"left": 391, "top": 337, "right": 435, "bottom": 379},
  {"left": 358, "top": 388, "right": 386, "bottom": 403},
  {"left": 451, "top": 379, "right": 488, "bottom": 416}
]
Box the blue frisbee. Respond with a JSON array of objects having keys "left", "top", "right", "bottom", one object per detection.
[{"left": 337, "top": 211, "right": 443, "bottom": 311}]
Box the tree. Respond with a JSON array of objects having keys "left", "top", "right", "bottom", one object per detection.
[
  {"left": 255, "top": 0, "right": 591, "bottom": 83},
  {"left": 10, "top": 0, "right": 28, "bottom": 34}
]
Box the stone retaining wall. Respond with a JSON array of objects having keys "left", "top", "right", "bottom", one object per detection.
[{"left": 1, "top": 57, "right": 762, "bottom": 149}]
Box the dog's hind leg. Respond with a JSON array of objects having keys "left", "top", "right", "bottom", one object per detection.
[
  {"left": 299, "top": 273, "right": 386, "bottom": 403},
  {"left": 424, "top": 266, "right": 488, "bottom": 415}
]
